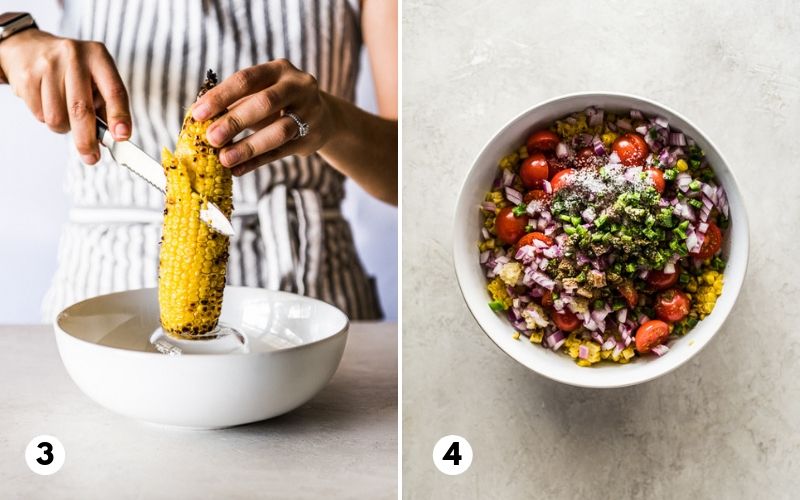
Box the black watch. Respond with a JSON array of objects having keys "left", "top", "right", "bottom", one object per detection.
[
  {"left": 0, "top": 12, "right": 37, "bottom": 41},
  {"left": 0, "top": 12, "right": 38, "bottom": 83}
]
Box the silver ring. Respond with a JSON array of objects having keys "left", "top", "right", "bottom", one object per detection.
[{"left": 284, "top": 111, "right": 309, "bottom": 138}]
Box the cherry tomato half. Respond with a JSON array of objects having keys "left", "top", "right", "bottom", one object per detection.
[
  {"left": 515, "top": 231, "right": 554, "bottom": 253},
  {"left": 691, "top": 222, "right": 723, "bottom": 260},
  {"left": 526, "top": 130, "right": 560, "bottom": 153},
  {"left": 654, "top": 289, "right": 691, "bottom": 323},
  {"left": 647, "top": 268, "right": 680, "bottom": 290},
  {"left": 523, "top": 189, "right": 547, "bottom": 203},
  {"left": 495, "top": 207, "right": 528, "bottom": 245},
  {"left": 644, "top": 168, "right": 665, "bottom": 193},
  {"left": 635, "top": 320, "right": 670, "bottom": 353},
  {"left": 550, "top": 168, "right": 576, "bottom": 192},
  {"left": 552, "top": 309, "right": 581, "bottom": 332},
  {"left": 520, "top": 153, "right": 550, "bottom": 189},
  {"left": 613, "top": 133, "right": 650, "bottom": 166},
  {"left": 618, "top": 281, "right": 639, "bottom": 308}
]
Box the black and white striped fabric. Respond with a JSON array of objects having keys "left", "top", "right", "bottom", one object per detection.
[{"left": 42, "top": 0, "right": 382, "bottom": 320}]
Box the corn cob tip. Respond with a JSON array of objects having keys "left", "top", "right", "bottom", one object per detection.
[{"left": 198, "top": 69, "right": 218, "bottom": 98}]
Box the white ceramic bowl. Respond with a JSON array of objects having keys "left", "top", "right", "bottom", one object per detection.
[
  {"left": 454, "top": 92, "right": 749, "bottom": 388},
  {"left": 55, "top": 287, "right": 349, "bottom": 428}
]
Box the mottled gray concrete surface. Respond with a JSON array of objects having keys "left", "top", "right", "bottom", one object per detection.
[
  {"left": 402, "top": 1, "right": 800, "bottom": 498},
  {"left": 0, "top": 324, "right": 397, "bottom": 499}
]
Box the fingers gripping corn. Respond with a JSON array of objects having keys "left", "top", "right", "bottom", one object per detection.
[{"left": 159, "top": 70, "right": 234, "bottom": 339}]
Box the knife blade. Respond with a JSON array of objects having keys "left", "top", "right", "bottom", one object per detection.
[{"left": 95, "top": 117, "right": 235, "bottom": 237}]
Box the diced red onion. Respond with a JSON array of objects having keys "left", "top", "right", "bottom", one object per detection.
[
  {"left": 676, "top": 173, "right": 692, "bottom": 191},
  {"left": 533, "top": 239, "right": 548, "bottom": 249},
  {"left": 542, "top": 180, "right": 552, "bottom": 194},
  {"left": 548, "top": 330, "right": 565, "bottom": 347},
  {"left": 514, "top": 245, "right": 535, "bottom": 262},
  {"left": 539, "top": 258, "right": 549, "bottom": 271},
  {"left": 654, "top": 116, "right": 669, "bottom": 128},
  {"left": 635, "top": 125, "right": 648, "bottom": 135},
  {"left": 591, "top": 332, "right": 604, "bottom": 344},
  {"left": 556, "top": 142, "right": 568, "bottom": 158},
  {"left": 630, "top": 109, "right": 643, "bottom": 120},
  {"left": 662, "top": 261, "right": 676, "bottom": 274},
  {"left": 638, "top": 314, "right": 650, "bottom": 325},
  {"left": 698, "top": 222, "right": 709, "bottom": 233},
  {"left": 616, "top": 118, "right": 632, "bottom": 130},
  {"left": 701, "top": 183, "right": 716, "bottom": 200},
  {"left": 719, "top": 191, "right": 729, "bottom": 217},
  {"left": 584, "top": 318, "right": 597, "bottom": 331},
  {"left": 701, "top": 195, "right": 714, "bottom": 210},
  {"left": 581, "top": 206, "right": 596, "bottom": 223},
  {"left": 542, "top": 246, "right": 557, "bottom": 259},
  {"left": 592, "top": 138, "right": 606, "bottom": 156},
  {"left": 553, "top": 299, "right": 564, "bottom": 312},
  {"left": 686, "top": 231, "right": 699, "bottom": 253},
  {"left": 669, "top": 132, "right": 686, "bottom": 146},
  {"left": 592, "top": 308, "right": 610, "bottom": 323},
  {"left": 700, "top": 204, "right": 711, "bottom": 223},
  {"left": 481, "top": 227, "right": 490, "bottom": 240},
  {"left": 638, "top": 269, "right": 649, "bottom": 279},
  {"left": 602, "top": 338, "right": 617, "bottom": 351},
  {"left": 552, "top": 338, "right": 566, "bottom": 351},
  {"left": 651, "top": 344, "right": 669, "bottom": 356},
  {"left": 502, "top": 168, "right": 514, "bottom": 187},
  {"left": 536, "top": 217, "right": 547, "bottom": 230},
  {"left": 481, "top": 201, "right": 497, "bottom": 212},
  {"left": 479, "top": 250, "right": 490, "bottom": 264},
  {"left": 617, "top": 308, "right": 628, "bottom": 324},
  {"left": 531, "top": 272, "right": 555, "bottom": 290},
  {"left": 505, "top": 187, "right": 522, "bottom": 205},
  {"left": 588, "top": 110, "right": 604, "bottom": 127}
]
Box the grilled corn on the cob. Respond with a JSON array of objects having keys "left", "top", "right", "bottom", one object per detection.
[{"left": 159, "top": 70, "right": 233, "bottom": 339}]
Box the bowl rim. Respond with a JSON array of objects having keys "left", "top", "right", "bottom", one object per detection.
[
  {"left": 453, "top": 91, "right": 750, "bottom": 388},
  {"left": 54, "top": 285, "right": 350, "bottom": 359}
]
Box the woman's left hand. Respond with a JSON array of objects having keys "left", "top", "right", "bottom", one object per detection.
[{"left": 191, "top": 59, "right": 335, "bottom": 176}]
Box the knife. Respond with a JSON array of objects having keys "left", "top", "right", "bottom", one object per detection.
[{"left": 95, "top": 117, "right": 235, "bottom": 237}]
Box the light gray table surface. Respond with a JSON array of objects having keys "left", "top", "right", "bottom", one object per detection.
[
  {"left": 403, "top": 1, "right": 800, "bottom": 499},
  {"left": 0, "top": 322, "right": 397, "bottom": 500}
]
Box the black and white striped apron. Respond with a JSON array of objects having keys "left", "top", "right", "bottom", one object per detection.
[{"left": 42, "top": 0, "right": 383, "bottom": 320}]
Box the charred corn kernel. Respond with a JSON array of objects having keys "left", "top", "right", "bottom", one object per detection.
[
  {"left": 686, "top": 278, "right": 698, "bottom": 293},
  {"left": 159, "top": 70, "right": 233, "bottom": 339},
  {"left": 512, "top": 332, "right": 521, "bottom": 340},
  {"left": 487, "top": 191, "right": 504, "bottom": 205},
  {"left": 529, "top": 331, "right": 544, "bottom": 344},
  {"left": 499, "top": 153, "right": 519, "bottom": 170},
  {"left": 600, "top": 349, "right": 612, "bottom": 360},
  {"left": 518, "top": 146, "right": 529, "bottom": 159},
  {"left": 676, "top": 159, "right": 689, "bottom": 172},
  {"left": 487, "top": 278, "right": 512, "bottom": 309},
  {"left": 577, "top": 359, "right": 592, "bottom": 367},
  {"left": 601, "top": 132, "right": 618, "bottom": 147}
]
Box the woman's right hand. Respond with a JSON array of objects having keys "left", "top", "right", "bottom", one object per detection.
[{"left": 0, "top": 29, "right": 130, "bottom": 164}]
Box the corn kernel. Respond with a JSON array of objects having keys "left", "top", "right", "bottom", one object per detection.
[{"left": 676, "top": 159, "right": 688, "bottom": 172}]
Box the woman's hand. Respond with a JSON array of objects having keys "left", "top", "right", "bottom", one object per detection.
[
  {"left": 0, "top": 29, "right": 131, "bottom": 164},
  {"left": 191, "top": 59, "right": 334, "bottom": 177}
]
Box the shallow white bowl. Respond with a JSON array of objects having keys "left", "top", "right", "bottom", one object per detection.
[
  {"left": 454, "top": 92, "right": 749, "bottom": 388},
  {"left": 55, "top": 287, "right": 349, "bottom": 428}
]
